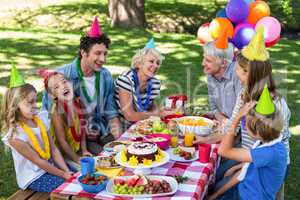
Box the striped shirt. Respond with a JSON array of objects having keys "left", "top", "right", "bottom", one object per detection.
[
  {"left": 225, "top": 88, "right": 291, "bottom": 164},
  {"left": 114, "top": 70, "right": 161, "bottom": 128}
]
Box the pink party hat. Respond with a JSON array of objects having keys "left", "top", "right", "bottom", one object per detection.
[{"left": 88, "top": 16, "right": 103, "bottom": 38}]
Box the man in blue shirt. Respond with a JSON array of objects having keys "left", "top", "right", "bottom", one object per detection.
[{"left": 42, "top": 17, "right": 121, "bottom": 154}]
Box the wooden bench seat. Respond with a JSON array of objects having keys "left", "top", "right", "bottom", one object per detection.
[{"left": 8, "top": 189, "right": 50, "bottom": 200}]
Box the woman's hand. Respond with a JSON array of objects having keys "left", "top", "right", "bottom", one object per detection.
[{"left": 159, "top": 108, "right": 177, "bottom": 117}]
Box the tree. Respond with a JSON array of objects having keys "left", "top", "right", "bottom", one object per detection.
[{"left": 108, "top": 0, "right": 147, "bottom": 28}]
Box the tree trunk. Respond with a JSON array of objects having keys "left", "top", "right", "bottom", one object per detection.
[{"left": 108, "top": 0, "right": 147, "bottom": 28}]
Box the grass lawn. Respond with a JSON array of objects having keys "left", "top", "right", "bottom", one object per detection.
[{"left": 0, "top": 0, "right": 300, "bottom": 199}]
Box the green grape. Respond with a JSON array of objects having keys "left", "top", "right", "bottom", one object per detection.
[{"left": 138, "top": 186, "right": 144, "bottom": 192}]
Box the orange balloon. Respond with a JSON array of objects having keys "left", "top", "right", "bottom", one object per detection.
[
  {"left": 209, "top": 18, "right": 234, "bottom": 39},
  {"left": 247, "top": 1, "right": 270, "bottom": 25}
]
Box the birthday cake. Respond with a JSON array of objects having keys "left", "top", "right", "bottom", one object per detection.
[{"left": 126, "top": 142, "right": 158, "bottom": 162}]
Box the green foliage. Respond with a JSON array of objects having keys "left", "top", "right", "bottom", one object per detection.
[
  {"left": 269, "top": 0, "right": 300, "bottom": 31},
  {"left": 0, "top": 0, "right": 299, "bottom": 199}
]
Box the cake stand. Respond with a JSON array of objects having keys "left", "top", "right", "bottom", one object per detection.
[{"left": 114, "top": 150, "right": 170, "bottom": 175}]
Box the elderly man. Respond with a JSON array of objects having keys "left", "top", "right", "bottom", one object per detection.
[
  {"left": 42, "top": 17, "right": 121, "bottom": 154},
  {"left": 195, "top": 32, "right": 242, "bottom": 144},
  {"left": 194, "top": 33, "right": 243, "bottom": 191}
]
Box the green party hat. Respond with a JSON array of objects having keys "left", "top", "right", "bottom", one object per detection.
[
  {"left": 9, "top": 64, "right": 26, "bottom": 88},
  {"left": 255, "top": 84, "right": 276, "bottom": 115}
]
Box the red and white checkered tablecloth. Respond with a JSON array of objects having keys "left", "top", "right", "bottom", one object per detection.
[{"left": 52, "top": 133, "right": 219, "bottom": 200}]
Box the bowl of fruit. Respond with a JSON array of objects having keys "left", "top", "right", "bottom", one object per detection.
[
  {"left": 78, "top": 173, "right": 109, "bottom": 193},
  {"left": 145, "top": 134, "right": 171, "bottom": 150},
  {"left": 176, "top": 116, "right": 214, "bottom": 136},
  {"left": 107, "top": 174, "right": 177, "bottom": 197}
]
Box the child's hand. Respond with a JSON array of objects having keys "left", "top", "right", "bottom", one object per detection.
[
  {"left": 193, "top": 136, "right": 207, "bottom": 145},
  {"left": 62, "top": 171, "right": 73, "bottom": 180},
  {"left": 82, "top": 150, "right": 93, "bottom": 157},
  {"left": 238, "top": 101, "right": 256, "bottom": 119}
]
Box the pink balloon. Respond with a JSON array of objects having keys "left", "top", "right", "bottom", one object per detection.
[
  {"left": 255, "top": 16, "right": 281, "bottom": 43},
  {"left": 197, "top": 23, "right": 214, "bottom": 45},
  {"left": 266, "top": 36, "right": 281, "bottom": 48}
]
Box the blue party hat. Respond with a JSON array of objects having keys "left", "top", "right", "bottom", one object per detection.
[{"left": 144, "top": 38, "right": 155, "bottom": 49}]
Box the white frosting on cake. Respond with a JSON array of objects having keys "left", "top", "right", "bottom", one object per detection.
[{"left": 127, "top": 142, "right": 158, "bottom": 155}]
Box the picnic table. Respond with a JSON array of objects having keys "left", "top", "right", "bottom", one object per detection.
[{"left": 50, "top": 131, "right": 219, "bottom": 200}]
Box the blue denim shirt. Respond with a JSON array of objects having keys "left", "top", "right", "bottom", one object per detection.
[
  {"left": 207, "top": 61, "right": 242, "bottom": 118},
  {"left": 42, "top": 57, "right": 119, "bottom": 136}
]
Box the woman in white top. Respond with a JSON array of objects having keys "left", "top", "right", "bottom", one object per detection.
[
  {"left": 1, "top": 83, "right": 72, "bottom": 192},
  {"left": 114, "top": 39, "right": 174, "bottom": 130}
]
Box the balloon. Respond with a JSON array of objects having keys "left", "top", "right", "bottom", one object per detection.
[
  {"left": 216, "top": 8, "right": 227, "bottom": 18},
  {"left": 209, "top": 18, "right": 234, "bottom": 39},
  {"left": 226, "top": 0, "right": 249, "bottom": 23},
  {"left": 255, "top": 16, "right": 281, "bottom": 43},
  {"left": 197, "top": 23, "right": 214, "bottom": 45},
  {"left": 234, "top": 22, "right": 254, "bottom": 35},
  {"left": 247, "top": 1, "right": 270, "bottom": 25},
  {"left": 265, "top": 36, "right": 280, "bottom": 48},
  {"left": 243, "top": 0, "right": 254, "bottom": 5},
  {"left": 233, "top": 23, "right": 256, "bottom": 49}
]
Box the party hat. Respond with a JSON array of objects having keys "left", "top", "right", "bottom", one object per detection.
[
  {"left": 144, "top": 38, "right": 155, "bottom": 49},
  {"left": 36, "top": 69, "right": 57, "bottom": 90},
  {"left": 214, "top": 30, "right": 228, "bottom": 49},
  {"left": 9, "top": 64, "right": 26, "bottom": 88},
  {"left": 88, "top": 16, "right": 103, "bottom": 38},
  {"left": 255, "top": 84, "right": 275, "bottom": 115},
  {"left": 241, "top": 26, "right": 269, "bottom": 61}
]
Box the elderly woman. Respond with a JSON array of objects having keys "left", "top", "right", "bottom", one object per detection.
[{"left": 114, "top": 38, "right": 172, "bottom": 129}]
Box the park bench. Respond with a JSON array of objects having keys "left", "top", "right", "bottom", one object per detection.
[{"left": 7, "top": 189, "right": 50, "bottom": 200}]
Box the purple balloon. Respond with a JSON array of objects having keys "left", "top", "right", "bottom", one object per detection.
[
  {"left": 233, "top": 23, "right": 255, "bottom": 49},
  {"left": 226, "top": 0, "right": 249, "bottom": 24}
]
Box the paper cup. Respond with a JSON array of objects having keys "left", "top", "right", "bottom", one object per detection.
[{"left": 198, "top": 144, "right": 211, "bottom": 163}]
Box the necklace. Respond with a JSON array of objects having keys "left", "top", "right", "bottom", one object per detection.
[
  {"left": 76, "top": 58, "right": 100, "bottom": 103},
  {"left": 63, "top": 99, "right": 82, "bottom": 142},
  {"left": 132, "top": 69, "right": 153, "bottom": 111},
  {"left": 20, "top": 116, "right": 51, "bottom": 160}
]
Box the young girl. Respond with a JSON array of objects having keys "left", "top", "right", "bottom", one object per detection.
[
  {"left": 211, "top": 98, "right": 287, "bottom": 200},
  {"left": 38, "top": 69, "right": 92, "bottom": 168},
  {"left": 1, "top": 67, "right": 72, "bottom": 192},
  {"left": 212, "top": 27, "right": 291, "bottom": 194}
]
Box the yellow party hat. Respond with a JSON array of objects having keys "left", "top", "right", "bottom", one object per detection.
[
  {"left": 241, "top": 26, "right": 269, "bottom": 61},
  {"left": 255, "top": 84, "right": 275, "bottom": 115}
]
